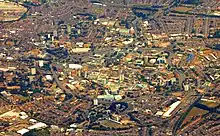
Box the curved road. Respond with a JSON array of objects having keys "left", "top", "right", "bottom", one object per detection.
[
  {"left": 50, "top": 64, "right": 113, "bottom": 105},
  {"left": 166, "top": 50, "right": 186, "bottom": 88}
]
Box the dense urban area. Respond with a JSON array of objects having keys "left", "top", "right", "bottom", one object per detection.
[{"left": 0, "top": 0, "right": 219, "bottom": 135}]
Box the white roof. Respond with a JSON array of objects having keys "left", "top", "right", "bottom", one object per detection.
[
  {"left": 72, "top": 48, "right": 90, "bottom": 53},
  {"left": 20, "top": 112, "right": 27, "bottom": 115},
  {"left": 6, "top": 57, "right": 13, "bottom": 60},
  {"left": 28, "top": 122, "right": 47, "bottom": 130},
  {"left": 39, "top": 60, "right": 44, "bottom": 67},
  {"left": 122, "top": 38, "right": 134, "bottom": 45},
  {"left": 45, "top": 75, "right": 53, "bottom": 81},
  {"left": 105, "top": 37, "right": 112, "bottom": 41},
  {"left": 29, "top": 119, "right": 37, "bottom": 123},
  {"left": 163, "top": 101, "right": 181, "bottom": 117},
  {"left": 0, "top": 68, "right": 9, "bottom": 72},
  {"left": 69, "top": 64, "right": 82, "bottom": 69},
  {"left": 8, "top": 67, "right": 16, "bottom": 70},
  {"left": 155, "top": 111, "right": 164, "bottom": 116},
  {"left": 115, "top": 95, "right": 122, "bottom": 100},
  {"left": 17, "top": 128, "right": 29, "bottom": 135},
  {"left": 20, "top": 115, "right": 28, "bottom": 120},
  {"left": 70, "top": 123, "right": 77, "bottom": 128},
  {"left": 149, "top": 59, "right": 156, "bottom": 64},
  {"left": 76, "top": 42, "right": 84, "bottom": 47}
]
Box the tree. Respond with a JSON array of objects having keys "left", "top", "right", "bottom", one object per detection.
[{"left": 23, "top": 128, "right": 50, "bottom": 136}]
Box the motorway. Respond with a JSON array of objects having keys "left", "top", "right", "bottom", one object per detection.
[
  {"left": 50, "top": 63, "right": 113, "bottom": 105},
  {"left": 172, "top": 93, "right": 202, "bottom": 136},
  {"left": 50, "top": 64, "right": 76, "bottom": 97},
  {"left": 132, "top": 17, "right": 141, "bottom": 38},
  {"left": 166, "top": 49, "right": 186, "bottom": 88},
  {"left": 175, "top": 70, "right": 185, "bottom": 89}
]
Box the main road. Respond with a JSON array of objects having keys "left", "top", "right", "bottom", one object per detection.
[
  {"left": 172, "top": 93, "right": 202, "bottom": 136},
  {"left": 50, "top": 63, "right": 112, "bottom": 104}
]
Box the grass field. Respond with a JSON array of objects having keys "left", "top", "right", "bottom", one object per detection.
[
  {"left": 173, "top": 6, "right": 193, "bottom": 12},
  {"left": 0, "top": 1, "right": 27, "bottom": 21},
  {"left": 182, "top": 107, "right": 208, "bottom": 125},
  {"left": 199, "top": 100, "right": 219, "bottom": 108}
]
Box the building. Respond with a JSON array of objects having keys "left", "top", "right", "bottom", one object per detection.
[{"left": 163, "top": 101, "right": 181, "bottom": 118}]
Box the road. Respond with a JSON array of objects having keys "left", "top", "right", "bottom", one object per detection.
[
  {"left": 175, "top": 70, "right": 185, "bottom": 89},
  {"left": 204, "top": 17, "right": 209, "bottom": 38},
  {"left": 131, "top": 17, "right": 140, "bottom": 38},
  {"left": 166, "top": 50, "right": 186, "bottom": 88},
  {"left": 167, "top": 51, "right": 174, "bottom": 66},
  {"left": 50, "top": 64, "right": 75, "bottom": 96},
  {"left": 50, "top": 64, "right": 113, "bottom": 105},
  {"left": 172, "top": 94, "right": 202, "bottom": 136}
]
